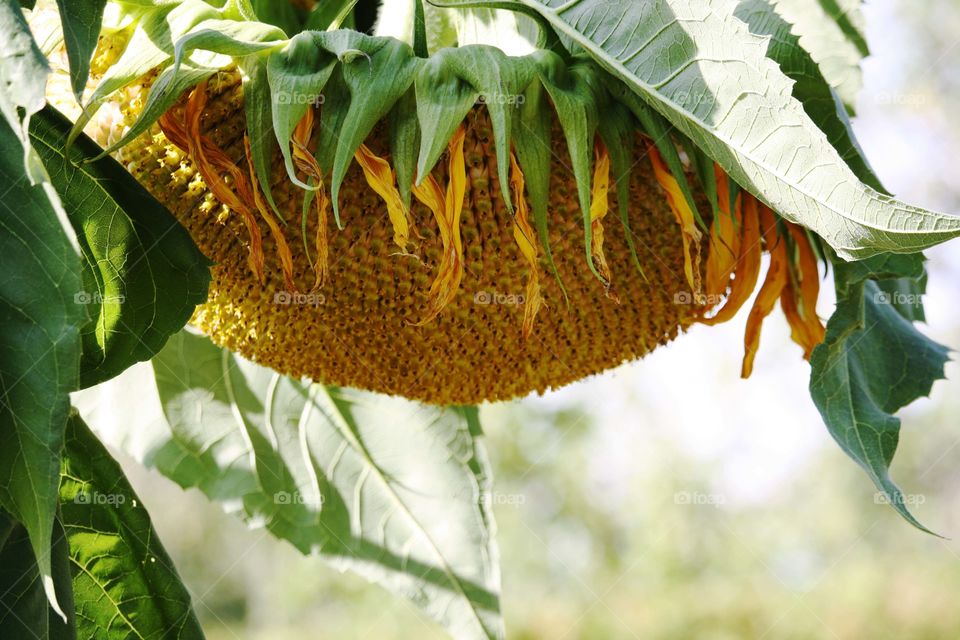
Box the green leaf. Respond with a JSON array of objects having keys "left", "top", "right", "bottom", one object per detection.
[
  {"left": 510, "top": 76, "right": 565, "bottom": 296},
  {"left": 30, "top": 107, "right": 211, "bottom": 388},
  {"left": 130, "top": 331, "right": 504, "bottom": 640},
  {"left": 95, "top": 17, "right": 287, "bottom": 158},
  {"left": 0, "top": 114, "right": 83, "bottom": 622},
  {"left": 389, "top": 85, "right": 421, "bottom": 212},
  {"left": 249, "top": 0, "right": 303, "bottom": 35},
  {"left": 0, "top": 512, "right": 75, "bottom": 639},
  {"left": 605, "top": 80, "right": 706, "bottom": 229},
  {"left": 415, "top": 48, "right": 483, "bottom": 182},
  {"left": 480, "top": 0, "right": 960, "bottom": 260},
  {"left": 266, "top": 31, "right": 337, "bottom": 190},
  {"left": 54, "top": 0, "right": 107, "bottom": 101},
  {"left": 59, "top": 414, "right": 205, "bottom": 640},
  {"left": 320, "top": 31, "right": 419, "bottom": 221},
  {"left": 810, "top": 257, "right": 949, "bottom": 533},
  {"left": 0, "top": 0, "right": 49, "bottom": 181},
  {"left": 416, "top": 45, "right": 534, "bottom": 214},
  {"left": 70, "top": 0, "right": 218, "bottom": 145},
  {"left": 734, "top": 0, "right": 885, "bottom": 193},
  {"left": 304, "top": 0, "right": 360, "bottom": 32},
  {"left": 535, "top": 53, "right": 613, "bottom": 282},
  {"left": 773, "top": 0, "right": 868, "bottom": 112},
  {"left": 595, "top": 95, "right": 645, "bottom": 279},
  {"left": 240, "top": 52, "right": 283, "bottom": 217}
]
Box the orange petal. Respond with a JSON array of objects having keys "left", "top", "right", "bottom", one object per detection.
[
  {"left": 509, "top": 153, "right": 543, "bottom": 339},
  {"left": 704, "top": 166, "right": 741, "bottom": 299},
  {"left": 781, "top": 224, "right": 826, "bottom": 358},
  {"left": 183, "top": 83, "right": 265, "bottom": 284},
  {"left": 243, "top": 135, "right": 299, "bottom": 293},
  {"left": 741, "top": 207, "right": 789, "bottom": 378},
  {"left": 702, "top": 194, "right": 763, "bottom": 326},
  {"left": 648, "top": 143, "right": 702, "bottom": 294}
]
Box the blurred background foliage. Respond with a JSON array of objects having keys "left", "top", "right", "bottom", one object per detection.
[{"left": 115, "top": 1, "right": 960, "bottom": 637}]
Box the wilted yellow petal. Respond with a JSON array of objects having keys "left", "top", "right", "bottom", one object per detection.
[
  {"left": 781, "top": 224, "right": 825, "bottom": 358},
  {"left": 410, "top": 126, "right": 467, "bottom": 325},
  {"left": 704, "top": 166, "right": 741, "bottom": 299},
  {"left": 509, "top": 153, "right": 543, "bottom": 339},
  {"left": 355, "top": 144, "right": 411, "bottom": 252},
  {"left": 648, "top": 144, "right": 702, "bottom": 294},
  {"left": 589, "top": 141, "right": 616, "bottom": 295}
]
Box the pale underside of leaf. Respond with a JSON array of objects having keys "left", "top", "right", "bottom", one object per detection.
[
  {"left": 118, "top": 331, "right": 506, "bottom": 640},
  {"left": 483, "top": 0, "right": 960, "bottom": 260}
]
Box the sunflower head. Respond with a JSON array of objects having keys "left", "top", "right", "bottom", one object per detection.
[{"left": 52, "top": 0, "right": 828, "bottom": 404}]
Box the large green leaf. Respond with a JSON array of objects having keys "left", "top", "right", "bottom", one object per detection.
[
  {"left": 774, "top": 0, "right": 868, "bottom": 112},
  {"left": 249, "top": 0, "right": 303, "bottom": 35},
  {"left": 31, "top": 107, "right": 211, "bottom": 389},
  {"left": 0, "top": 0, "right": 49, "bottom": 181},
  {"left": 734, "top": 0, "right": 884, "bottom": 192},
  {"left": 810, "top": 255, "right": 949, "bottom": 533},
  {"left": 54, "top": 0, "right": 107, "bottom": 100},
  {"left": 113, "top": 331, "right": 503, "bottom": 640},
  {"left": 0, "top": 512, "right": 75, "bottom": 639},
  {"left": 440, "top": 0, "right": 960, "bottom": 260},
  {"left": 59, "top": 413, "right": 205, "bottom": 640},
  {"left": 0, "top": 114, "right": 83, "bottom": 622}
]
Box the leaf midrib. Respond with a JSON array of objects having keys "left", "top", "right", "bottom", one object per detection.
[{"left": 525, "top": 0, "right": 957, "bottom": 241}]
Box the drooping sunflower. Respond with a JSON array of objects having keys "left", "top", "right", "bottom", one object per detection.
[
  {"left": 9, "top": 0, "right": 960, "bottom": 637},
  {"left": 39, "top": 0, "right": 858, "bottom": 407}
]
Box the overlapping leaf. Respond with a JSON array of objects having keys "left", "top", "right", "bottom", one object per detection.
[
  {"left": 735, "top": 0, "right": 884, "bottom": 192},
  {"left": 774, "top": 0, "right": 868, "bottom": 111},
  {"left": 54, "top": 0, "right": 107, "bottom": 100},
  {"left": 810, "top": 253, "right": 948, "bottom": 532},
  {"left": 59, "top": 414, "right": 205, "bottom": 640},
  {"left": 31, "top": 107, "right": 211, "bottom": 388},
  {"left": 0, "top": 512, "right": 75, "bottom": 639},
  {"left": 1, "top": 0, "right": 50, "bottom": 180},
  {"left": 108, "top": 331, "right": 504, "bottom": 640},
  {"left": 0, "top": 114, "right": 83, "bottom": 621}
]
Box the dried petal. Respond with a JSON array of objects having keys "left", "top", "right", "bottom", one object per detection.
[
  {"left": 648, "top": 144, "right": 702, "bottom": 293},
  {"left": 509, "top": 153, "right": 543, "bottom": 339},
  {"left": 410, "top": 126, "right": 467, "bottom": 325},
  {"left": 355, "top": 144, "right": 412, "bottom": 252},
  {"left": 741, "top": 206, "right": 789, "bottom": 378},
  {"left": 704, "top": 166, "right": 741, "bottom": 299},
  {"left": 702, "top": 194, "right": 763, "bottom": 326}
]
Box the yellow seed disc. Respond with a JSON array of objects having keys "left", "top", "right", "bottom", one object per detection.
[{"left": 118, "top": 71, "right": 707, "bottom": 405}]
